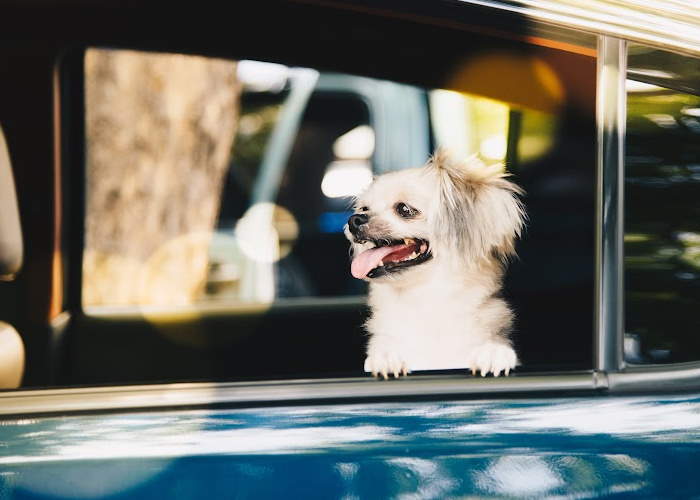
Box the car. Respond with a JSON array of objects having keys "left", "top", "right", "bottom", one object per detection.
[{"left": 1, "top": 0, "right": 700, "bottom": 498}]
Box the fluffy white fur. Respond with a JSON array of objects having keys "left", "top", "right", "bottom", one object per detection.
[{"left": 345, "top": 150, "right": 526, "bottom": 379}]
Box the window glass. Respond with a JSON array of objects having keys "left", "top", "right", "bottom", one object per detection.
[{"left": 625, "top": 43, "right": 700, "bottom": 364}]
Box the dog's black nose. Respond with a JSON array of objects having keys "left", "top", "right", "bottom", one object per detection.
[{"left": 348, "top": 213, "right": 369, "bottom": 232}]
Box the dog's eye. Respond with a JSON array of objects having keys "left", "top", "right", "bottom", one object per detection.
[
  {"left": 358, "top": 206, "right": 369, "bottom": 212},
  {"left": 395, "top": 202, "right": 418, "bottom": 218}
]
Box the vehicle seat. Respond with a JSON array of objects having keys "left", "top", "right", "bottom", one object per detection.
[
  {"left": 0, "top": 123, "right": 24, "bottom": 388},
  {"left": 0, "top": 322, "right": 24, "bottom": 388}
]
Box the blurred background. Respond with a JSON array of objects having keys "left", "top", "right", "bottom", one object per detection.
[
  {"left": 83, "top": 49, "right": 571, "bottom": 308},
  {"left": 624, "top": 43, "right": 700, "bottom": 364}
]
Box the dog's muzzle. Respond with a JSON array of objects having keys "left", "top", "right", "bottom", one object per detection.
[{"left": 348, "top": 213, "right": 369, "bottom": 240}]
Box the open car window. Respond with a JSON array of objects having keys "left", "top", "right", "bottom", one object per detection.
[{"left": 73, "top": 40, "right": 597, "bottom": 386}]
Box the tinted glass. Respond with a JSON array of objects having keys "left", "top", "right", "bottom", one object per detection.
[{"left": 625, "top": 43, "right": 700, "bottom": 364}]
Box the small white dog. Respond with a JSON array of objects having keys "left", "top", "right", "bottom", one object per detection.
[{"left": 345, "top": 150, "right": 525, "bottom": 379}]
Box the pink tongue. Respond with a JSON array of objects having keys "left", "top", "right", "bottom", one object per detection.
[{"left": 351, "top": 244, "right": 409, "bottom": 279}]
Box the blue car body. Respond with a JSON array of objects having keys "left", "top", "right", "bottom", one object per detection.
[{"left": 2, "top": 394, "right": 700, "bottom": 498}]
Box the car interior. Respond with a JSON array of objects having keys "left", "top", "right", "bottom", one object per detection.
[{"left": 0, "top": 123, "right": 24, "bottom": 389}]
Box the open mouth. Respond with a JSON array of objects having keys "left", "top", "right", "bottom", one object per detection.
[{"left": 351, "top": 238, "right": 432, "bottom": 279}]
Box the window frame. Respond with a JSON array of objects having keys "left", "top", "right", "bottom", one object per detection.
[{"left": 3, "top": 0, "right": 700, "bottom": 417}]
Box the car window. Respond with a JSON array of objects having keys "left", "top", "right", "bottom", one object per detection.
[
  {"left": 74, "top": 41, "right": 596, "bottom": 385},
  {"left": 624, "top": 44, "right": 700, "bottom": 364}
]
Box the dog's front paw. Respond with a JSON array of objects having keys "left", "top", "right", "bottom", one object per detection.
[
  {"left": 466, "top": 342, "right": 517, "bottom": 377},
  {"left": 364, "top": 350, "right": 409, "bottom": 380}
]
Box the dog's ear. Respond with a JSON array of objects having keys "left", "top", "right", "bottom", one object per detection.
[{"left": 428, "top": 148, "right": 526, "bottom": 262}]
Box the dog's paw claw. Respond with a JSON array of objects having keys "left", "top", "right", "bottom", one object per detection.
[
  {"left": 467, "top": 342, "right": 517, "bottom": 378},
  {"left": 365, "top": 352, "right": 409, "bottom": 380}
]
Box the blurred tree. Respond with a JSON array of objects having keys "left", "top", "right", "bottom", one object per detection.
[{"left": 83, "top": 49, "right": 241, "bottom": 305}]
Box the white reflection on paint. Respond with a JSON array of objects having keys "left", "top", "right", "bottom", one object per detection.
[
  {"left": 605, "top": 454, "right": 649, "bottom": 475},
  {"left": 3, "top": 397, "right": 698, "bottom": 498},
  {"left": 0, "top": 425, "right": 398, "bottom": 465},
  {"left": 335, "top": 462, "right": 359, "bottom": 481},
  {"left": 475, "top": 456, "right": 563, "bottom": 496},
  {"left": 294, "top": 397, "right": 700, "bottom": 444},
  {"left": 5, "top": 422, "right": 397, "bottom": 498},
  {"left": 389, "top": 457, "right": 457, "bottom": 500},
  {"left": 437, "top": 398, "right": 700, "bottom": 442},
  {"left": 4, "top": 414, "right": 202, "bottom": 499},
  {"left": 1, "top": 408, "right": 401, "bottom": 498}
]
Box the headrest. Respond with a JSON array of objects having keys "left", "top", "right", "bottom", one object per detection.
[{"left": 0, "top": 125, "right": 22, "bottom": 280}]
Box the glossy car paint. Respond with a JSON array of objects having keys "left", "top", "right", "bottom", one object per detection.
[{"left": 2, "top": 394, "right": 700, "bottom": 498}]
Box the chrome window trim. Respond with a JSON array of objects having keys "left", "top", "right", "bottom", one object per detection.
[
  {"left": 0, "top": 372, "right": 605, "bottom": 417},
  {"left": 595, "top": 36, "right": 626, "bottom": 373},
  {"left": 459, "top": 0, "right": 700, "bottom": 55},
  {"left": 610, "top": 38, "right": 700, "bottom": 389},
  {"left": 608, "top": 362, "right": 700, "bottom": 393}
]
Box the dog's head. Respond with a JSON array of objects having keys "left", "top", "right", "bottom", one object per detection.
[{"left": 345, "top": 150, "right": 525, "bottom": 281}]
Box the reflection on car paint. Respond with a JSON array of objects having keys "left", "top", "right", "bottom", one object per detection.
[{"left": 2, "top": 395, "right": 700, "bottom": 498}]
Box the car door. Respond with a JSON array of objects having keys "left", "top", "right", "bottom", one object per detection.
[{"left": 1, "top": 1, "right": 700, "bottom": 498}]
